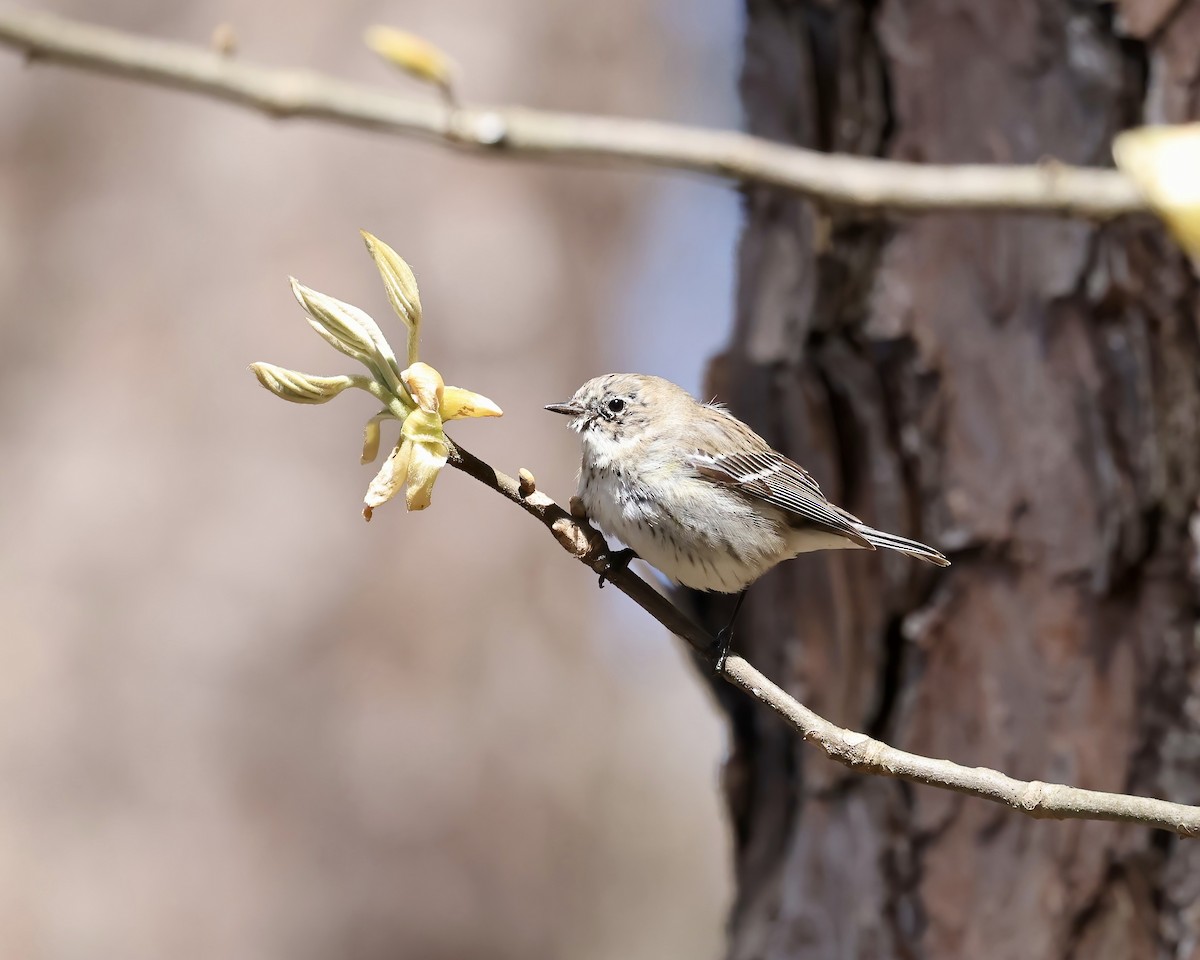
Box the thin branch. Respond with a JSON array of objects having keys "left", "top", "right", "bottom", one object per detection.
[
  {"left": 446, "top": 442, "right": 1200, "bottom": 838},
  {"left": 0, "top": 6, "right": 1148, "bottom": 218},
  {"left": 449, "top": 443, "right": 723, "bottom": 660}
]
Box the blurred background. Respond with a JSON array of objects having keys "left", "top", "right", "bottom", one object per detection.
[{"left": 0, "top": 1, "right": 745, "bottom": 957}]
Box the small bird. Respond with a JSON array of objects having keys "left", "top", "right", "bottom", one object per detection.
[{"left": 546, "top": 373, "right": 948, "bottom": 599}]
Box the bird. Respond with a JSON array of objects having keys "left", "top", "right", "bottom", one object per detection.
[{"left": 545, "top": 373, "right": 949, "bottom": 600}]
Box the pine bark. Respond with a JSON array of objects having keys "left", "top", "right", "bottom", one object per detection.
[{"left": 708, "top": 2, "right": 1200, "bottom": 957}]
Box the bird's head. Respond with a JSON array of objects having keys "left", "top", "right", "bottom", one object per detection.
[{"left": 545, "top": 373, "right": 685, "bottom": 457}]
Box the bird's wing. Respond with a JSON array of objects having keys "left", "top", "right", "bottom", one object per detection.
[{"left": 688, "top": 448, "right": 874, "bottom": 550}]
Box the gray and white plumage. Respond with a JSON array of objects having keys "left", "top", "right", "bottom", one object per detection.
[{"left": 546, "top": 373, "right": 948, "bottom": 594}]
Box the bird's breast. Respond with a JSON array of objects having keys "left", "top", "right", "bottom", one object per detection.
[
  {"left": 578, "top": 462, "right": 658, "bottom": 537},
  {"left": 576, "top": 460, "right": 792, "bottom": 593}
]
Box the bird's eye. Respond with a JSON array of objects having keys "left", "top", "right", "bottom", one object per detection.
[{"left": 606, "top": 397, "right": 626, "bottom": 414}]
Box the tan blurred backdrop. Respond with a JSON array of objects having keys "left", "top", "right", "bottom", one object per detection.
[{"left": 0, "top": 1, "right": 742, "bottom": 958}]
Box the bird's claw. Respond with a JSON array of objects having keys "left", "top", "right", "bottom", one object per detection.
[
  {"left": 713, "top": 591, "right": 747, "bottom": 674},
  {"left": 597, "top": 548, "right": 638, "bottom": 589},
  {"left": 714, "top": 625, "right": 734, "bottom": 674}
]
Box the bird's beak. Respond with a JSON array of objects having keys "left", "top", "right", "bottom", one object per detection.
[{"left": 544, "top": 400, "right": 584, "bottom": 416}]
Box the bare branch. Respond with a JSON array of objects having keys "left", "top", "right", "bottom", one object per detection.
[
  {"left": 449, "top": 443, "right": 722, "bottom": 660},
  {"left": 0, "top": 6, "right": 1148, "bottom": 218},
  {"left": 719, "top": 660, "right": 1200, "bottom": 835},
  {"left": 446, "top": 442, "right": 1200, "bottom": 838}
]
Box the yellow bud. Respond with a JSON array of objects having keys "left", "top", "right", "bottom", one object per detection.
[
  {"left": 401, "top": 362, "right": 445, "bottom": 415},
  {"left": 440, "top": 386, "right": 503, "bottom": 420},
  {"left": 364, "top": 26, "right": 456, "bottom": 92},
  {"left": 1113, "top": 124, "right": 1200, "bottom": 261}
]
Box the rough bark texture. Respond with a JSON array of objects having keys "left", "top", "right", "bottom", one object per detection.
[{"left": 707, "top": 2, "right": 1200, "bottom": 958}]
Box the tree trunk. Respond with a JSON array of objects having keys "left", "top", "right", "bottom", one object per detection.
[{"left": 707, "top": 2, "right": 1200, "bottom": 957}]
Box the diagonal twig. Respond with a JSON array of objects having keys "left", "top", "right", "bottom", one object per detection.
[
  {"left": 447, "top": 442, "right": 1200, "bottom": 838},
  {"left": 0, "top": 6, "right": 1147, "bottom": 218}
]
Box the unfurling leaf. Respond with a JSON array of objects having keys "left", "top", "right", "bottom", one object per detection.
[
  {"left": 250, "top": 362, "right": 356, "bottom": 404},
  {"left": 1113, "top": 124, "right": 1200, "bottom": 262},
  {"left": 361, "top": 231, "right": 423, "bottom": 362},
  {"left": 361, "top": 410, "right": 393, "bottom": 464},
  {"left": 290, "top": 278, "right": 403, "bottom": 390},
  {"left": 441, "top": 386, "right": 503, "bottom": 420},
  {"left": 400, "top": 362, "right": 444, "bottom": 414},
  {"left": 364, "top": 439, "right": 413, "bottom": 519},
  {"left": 400, "top": 408, "right": 445, "bottom": 446},
  {"left": 364, "top": 26, "right": 456, "bottom": 92},
  {"left": 400, "top": 408, "right": 449, "bottom": 510},
  {"left": 403, "top": 436, "right": 449, "bottom": 511}
]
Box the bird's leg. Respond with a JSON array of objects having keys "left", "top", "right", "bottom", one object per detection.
[
  {"left": 715, "top": 590, "right": 748, "bottom": 672},
  {"left": 597, "top": 547, "right": 638, "bottom": 588}
]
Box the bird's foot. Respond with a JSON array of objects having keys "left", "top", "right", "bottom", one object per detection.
[
  {"left": 713, "top": 590, "right": 747, "bottom": 674},
  {"left": 714, "top": 625, "right": 734, "bottom": 674},
  {"left": 597, "top": 548, "right": 638, "bottom": 589}
]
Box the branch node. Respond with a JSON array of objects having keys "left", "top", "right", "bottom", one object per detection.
[
  {"left": 550, "top": 516, "right": 591, "bottom": 557},
  {"left": 470, "top": 110, "right": 508, "bottom": 147},
  {"left": 1017, "top": 780, "right": 1050, "bottom": 812},
  {"left": 210, "top": 22, "right": 237, "bottom": 58},
  {"left": 517, "top": 467, "right": 536, "bottom": 498}
]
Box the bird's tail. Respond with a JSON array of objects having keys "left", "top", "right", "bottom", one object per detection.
[{"left": 857, "top": 526, "right": 950, "bottom": 567}]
